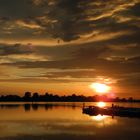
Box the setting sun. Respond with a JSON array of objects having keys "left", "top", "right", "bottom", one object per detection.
[{"left": 90, "top": 83, "right": 111, "bottom": 93}]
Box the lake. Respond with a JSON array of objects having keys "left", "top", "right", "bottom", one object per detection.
[{"left": 0, "top": 102, "right": 140, "bottom": 140}]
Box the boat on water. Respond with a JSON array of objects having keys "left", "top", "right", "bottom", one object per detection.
[{"left": 82, "top": 104, "right": 140, "bottom": 118}]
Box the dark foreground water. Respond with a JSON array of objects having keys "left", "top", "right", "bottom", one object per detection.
[{"left": 0, "top": 102, "right": 140, "bottom": 140}]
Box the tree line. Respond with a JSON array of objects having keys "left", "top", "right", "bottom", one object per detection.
[{"left": 0, "top": 92, "right": 139, "bottom": 102}]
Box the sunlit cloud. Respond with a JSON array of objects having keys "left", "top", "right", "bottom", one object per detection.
[
  {"left": 16, "top": 20, "right": 42, "bottom": 29},
  {"left": 0, "top": 0, "right": 139, "bottom": 96}
]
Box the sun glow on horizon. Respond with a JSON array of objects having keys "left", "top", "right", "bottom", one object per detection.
[{"left": 90, "top": 82, "right": 111, "bottom": 94}]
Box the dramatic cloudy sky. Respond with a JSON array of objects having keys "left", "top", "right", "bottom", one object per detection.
[{"left": 0, "top": 0, "right": 140, "bottom": 98}]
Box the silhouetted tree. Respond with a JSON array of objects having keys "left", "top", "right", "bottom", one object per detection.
[
  {"left": 0, "top": 91, "right": 138, "bottom": 102},
  {"left": 32, "top": 92, "right": 39, "bottom": 102},
  {"left": 121, "top": 98, "right": 127, "bottom": 102},
  {"left": 128, "top": 97, "right": 133, "bottom": 102},
  {"left": 23, "top": 92, "right": 31, "bottom": 101}
]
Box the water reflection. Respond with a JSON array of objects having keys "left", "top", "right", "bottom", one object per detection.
[
  {"left": 24, "top": 104, "right": 31, "bottom": 111},
  {"left": 23, "top": 103, "right": 56, "bottom": 111},
  {"left": 0, "top": 103, "right": 76, "bottom": 112},
  {"left": 0, "top": 104, "right": 20, "bottom": 109},
  {"left": 0, "top": 102, "right": 139, "bottom": 140},
  {"left": 96, "top": 102, "right": 106, "bottom": 108},
  {"left": 92, "top": 114, "right": 108, "bottom": 121},
  {"left": 83, "top": 102, "right": 140, "bottom": 119}
]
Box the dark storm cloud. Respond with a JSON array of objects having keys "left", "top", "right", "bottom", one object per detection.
[
  {"left": 31, "top": 0, "right": 140, "bottom": 41},
  {"left": 0, "top": 0, "right": 44, "bottom": 18},
  {"left": 1, "top": 0, "right": 139, "bottom": 41},
  {"left": 30, "top": 0, "right": 96, "bottom": 41},
  {"left": 117, "top": 2, "right": 140, "bottom": 17}
]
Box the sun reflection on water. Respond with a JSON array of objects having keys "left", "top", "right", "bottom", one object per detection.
[
  {"left": 92, "top": 114, "right": 108, "bottom": 121},
  {"left": 91, "top": 114, "right": 117, "bottom": 127},
  {"left": 97, "top": 102, "right": 106, "bottom": 108}
]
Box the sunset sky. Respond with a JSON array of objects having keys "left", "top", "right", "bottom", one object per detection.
[{"left": 0, "top": 0, "right": 140, "bottom": 98}]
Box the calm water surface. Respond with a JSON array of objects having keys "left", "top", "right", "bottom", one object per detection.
[{"left": 0, "top": 102, "right": 140, "bottom": 140}]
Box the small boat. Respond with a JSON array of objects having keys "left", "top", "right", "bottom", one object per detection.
[{"left": 82, "top": 104, "right": 140, "bottom": 118}]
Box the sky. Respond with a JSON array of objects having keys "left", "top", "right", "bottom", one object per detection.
[{"left": 0, "top": 0, "right": 140, "bottom": 98}]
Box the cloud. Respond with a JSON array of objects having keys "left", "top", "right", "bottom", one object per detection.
[
  {"left": 118, "top": 2, "right": 140, "bottom": 17},
  {"left": 0, "top": 0, "right": 140, "bottom": 95},
  {"left": 116, "top": 73, "right": 140, "bottom": 88},
  {"left": 41, "top": 70, "right": 96, "bottom": 78},
  {"left": 0, "top": 77, "right": 92, "bottom": 83},
  {"left": 16, "top": 20, "right": 42, "bottom": 29},
  {"left": 0, "top": 0, "right": 139, "bottom": 42},
  {"left": 0, "top": 43, "right": 33, "bottom": 56}
]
